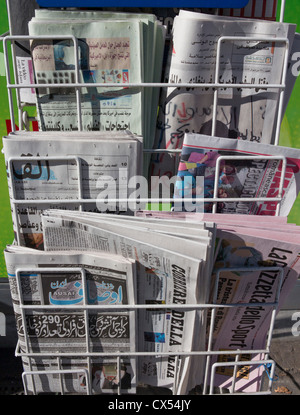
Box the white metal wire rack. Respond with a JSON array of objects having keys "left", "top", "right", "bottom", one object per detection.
[
  {"left": 0, "top": 0, "right": 295, "bottom": 395},
  {"left": 6, "top": 152, "right": 288, "bottom": 246},
  {"left": 2, "top": 32, "right": 290, "bottom": 143},
  {"left": 12, "top": 264, "right": 283, "bottom": 395},
  {"left": 1, "top": 29, "right": 290, "bottom": 215}
]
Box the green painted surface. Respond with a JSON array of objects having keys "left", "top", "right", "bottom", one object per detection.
[
  {"left": 0, "top": 1, "right": 300, "bottom": 278},
  {"left": 0, "top": 0, "right": 14, "bottom": 278},
  {"left": 277, "top": 1, "right": 300, "bottom": 224}
]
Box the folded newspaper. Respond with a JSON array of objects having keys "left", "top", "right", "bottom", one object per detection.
[
  {"left": 174, "top": 133, "right": 300, "bottom": 216},
  {"left": 36, "top": 209, "right": 216, "bottom": 394},
  {"left": 28, "top": 10, "right": 166, "bottom": 156},
  {"left": 136, "top": 210, "right": 300, "bottom": 393},
  {"left": 2, "top": 130, "right": 143, "bottom": 249},
  {"left": 4, "top": 245, "right": 137, "bottom": 394},
  {"left": 149, "top": 9, "right": 297, "bottom": 179}
]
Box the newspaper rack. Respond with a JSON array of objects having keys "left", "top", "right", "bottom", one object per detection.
[
  {"left": 0, "top": 0, "right": 296, "bottom": 395},
  {"left": 6, "top": 152, "right": 287, "bottom": 246},
  {"left": 2, "top": 32, "right": 290, "bottom": 146},
  {"left": 13, "top": 264, "right": 283, "bottom": 395}
]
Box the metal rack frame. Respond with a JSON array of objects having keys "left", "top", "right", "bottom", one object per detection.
[
  {"left": 7, "top": 152, "right": 287, "bottom": 246},
  {"left": 0, "top": 0, "right": 295, "bottom": 395},
  {"left": 1, "top": 31, "right": 290, "bottom": 217},
  {"left": 2, "top": 32, "right": 290, "bottom": 145},
  {"left": 13, "top": 264, "right": 283, "bottom": 395}
]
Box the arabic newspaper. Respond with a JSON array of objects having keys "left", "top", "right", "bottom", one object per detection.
[
  {"left": 174, "top": 133, "right": 300, "bottom": 216},
  {"left": 4, "top": 245, "right": 137, "bottom": 394},
  {"left": 28, "top": 18, "right": 143, "bottom": 133},
  {"left": 2, "top": 130, "right": 142, "bottom": 249},
  {"left": 135, "top": 210, "right": 300, "bottom": 392},
  {"left": 149, "top": 10, "right": 296, "bottom": 179},
  {"left": 28, "top": 11, "right": 166, "bottom": 157},
  {"left": 40, "top": 209, "right": 216, "bottom": 394}
]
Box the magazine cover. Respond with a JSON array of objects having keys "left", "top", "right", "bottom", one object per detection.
[{"left": 174, "top": 134, "right": 300, "bottom": 216}]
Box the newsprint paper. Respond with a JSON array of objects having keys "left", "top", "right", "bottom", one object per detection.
[
  {"left": 136, "top": 210, "right": 300, "bottom": 393},
  {"left": 39, "top": 210, "right": 216, "bottom": 394},
  {"left": 5, "top": 210, "right": 300, "bottom": 394},
  {"left": 2, "top": 130, "right": 142, "bottom": 249},
  {"left": 150, "top": 10, "right": 296, "bottom": 179},
  {"left": 4, "top": 245, "right": 137, "bottom": 394},
  {"left": 174, "top": 133, "right": 300, "bottom": 216},
  {"left": 28, "top": 10, "right": 166, "bottom": 155}
]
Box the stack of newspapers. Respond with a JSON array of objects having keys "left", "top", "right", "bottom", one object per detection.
[
  {"left": 5, "top": 211, "right": 300, "bottom": 394},
  {"left": 5, "top": 245, "right": 137, "bottom": 394},
  {"left": 136, "top": 211, "right": 300, "bottom": 393},
  {"left": 3, "top": 130, "right": 143, "bottom": 249},
  {"left": 3, "top": 6, "right": 300, "bottom": 396},
  {"left": 150, "top": 9, "right": 299, "bottom": 179},
  {"left": 173, "top": 133, "right": 300, "bottom": 216},
  {"left": 5, "top": 211, "right": 216, "bottom": 394},
  {"left": 28, "top": 9, "right": 166, "bottom": 153}
]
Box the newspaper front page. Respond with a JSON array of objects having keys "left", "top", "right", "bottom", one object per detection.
[
  {"left": 28, "top": 18, "right": 144, "bottom": 134},
  {"left": 4, "top": 246, "right": 137, "bottom": 394},
  {"left": 2, "top": 130, "right": 142, "bottom": 249},
  {"left": 207, "top": 228, "right": 300, "bottom": 392},
  {"left": 28, "top": 10, "right": 166, "bottom": 157},
  {"left": 150, "top": 10, "right": 296, "bottom": 179},
  {"left": 31, "top": 9, "right": 166, "bottom": 144}
]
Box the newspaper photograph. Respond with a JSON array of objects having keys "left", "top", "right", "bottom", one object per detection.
[
  {"left": 40, "top": 210, "right": 216, "bottom": 394},
  {"left": 4, "top": 245, "right": 137, "bottom": 394},
  {"left": 150, "top": 9, "right": 296, "bottom": 179},
  {"left": 2, "top": 130, "right": 142, "bottom": 249},
  {"left": 174, "top": 133, "right": 300, "bottom": 216}
]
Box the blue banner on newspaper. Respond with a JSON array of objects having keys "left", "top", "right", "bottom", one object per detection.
[{"left": 36, "top": 0, "right": 249, "bottom": 8}]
